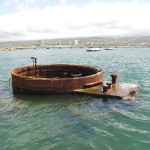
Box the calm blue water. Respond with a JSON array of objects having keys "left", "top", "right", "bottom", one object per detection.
[{"left": 0, "top": 48, "right": 150, "bottom": 150}]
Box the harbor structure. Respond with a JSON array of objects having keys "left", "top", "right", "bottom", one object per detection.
[{"left": 11, "top": 59, "right": 139, "bottom": 99}]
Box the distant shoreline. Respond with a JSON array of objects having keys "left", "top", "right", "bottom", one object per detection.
[{"left": 0, "top": 46, "right": 150, "bottom": 51}]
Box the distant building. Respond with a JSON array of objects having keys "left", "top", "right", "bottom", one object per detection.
[
  {"left": 39, "top": 39, "right": 45, "bottom": 47},
  {"left": 69, "top": 41, "right": 72, "bottom": 47},
  {"left": 74, "top": 40, "right": 78, "bottom": 46}
]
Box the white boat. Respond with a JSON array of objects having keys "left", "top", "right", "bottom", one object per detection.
[
  {"left": 105, "top": 47, "right": 114, "bottom": 50},
  {"left": 86, "top": 48, "right": 101, "bottom": 52}
]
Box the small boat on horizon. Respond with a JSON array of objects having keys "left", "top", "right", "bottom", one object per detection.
[
  {"left": 86, "top": 47, "right": 101, "bottom": 52},
  {"left": 105, "top": 47, "right": 114, "bottom": 50}
]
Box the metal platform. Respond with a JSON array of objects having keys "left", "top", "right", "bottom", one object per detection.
[{"left": 72, "top": 82, "right": 139, "bottom": 100}]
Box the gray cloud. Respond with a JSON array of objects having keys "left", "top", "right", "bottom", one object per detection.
[
  {"left": 1, "top": 1, "right": 150, "bottom": 41},
  {"left": 27, "top": 27, "right": 59, "bottom": 34},
  {"left": 93, "top": 20, "right": 132, "bottom": 31},
  {"left": 0, "top": 30, "right": 25, "bottom": 39}
]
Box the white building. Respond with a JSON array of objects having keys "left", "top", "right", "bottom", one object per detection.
[{"left": 74, "top": 40, "right": 78, "bottom": 46}]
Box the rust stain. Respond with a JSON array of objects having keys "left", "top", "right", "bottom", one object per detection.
[{"left": 11, "top": 64, "right": 103, "bottom": 94}]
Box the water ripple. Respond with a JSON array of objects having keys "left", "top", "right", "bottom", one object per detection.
[{"left": 0, "top": 48, "right": 150, "bottom": 150}]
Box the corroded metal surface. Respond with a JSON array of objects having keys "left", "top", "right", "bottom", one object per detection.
[
  {"left": 72, "top": 82, "right": 139, "bottom": 100},
  {"left": 11, "top": 64, "right": 103, "bottom": 94}
]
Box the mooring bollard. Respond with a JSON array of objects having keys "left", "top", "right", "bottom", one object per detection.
[
  {"left": 106, "top": 83, "right": 112, "bottom": 89},
  {"left": 111, "top": 74, "right": 118, "bottom": 84},
  {"left": 103, "top": 84, "right": 108, "bottom": 93}
]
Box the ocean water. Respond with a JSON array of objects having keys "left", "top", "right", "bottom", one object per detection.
[{"left": 0, "top": 47, "right": 150, "bottom": 150}]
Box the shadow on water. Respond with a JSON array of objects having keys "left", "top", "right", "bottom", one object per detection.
[
  {"left": 11, "top": 94, "right": 140, "bottom": 123},
  {"left": 6, "top": 89, "right": 144, "bottom": 116},
  {"left": 12, "top": 91, "right": 140, "bottom": 105},
  {"left": 12, "top": 92, "right": 95, "bottom": 108}
]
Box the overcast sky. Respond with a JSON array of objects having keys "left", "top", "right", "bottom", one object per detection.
[{"left": 0, "top": 0, "right": 150, "bottom": 41}]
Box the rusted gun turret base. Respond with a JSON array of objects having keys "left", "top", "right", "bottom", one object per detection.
[
  {"left": 72, "top": 82, "right": 139, "bottom": 100},
  {"left": 11, "top": 64, "right": 103, "bottom": 94}
]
